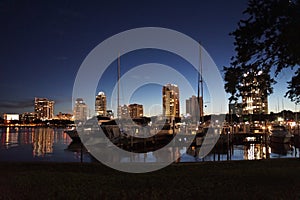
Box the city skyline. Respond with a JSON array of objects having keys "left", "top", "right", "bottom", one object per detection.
[{"left": 0, "top": 1, "right": 298, "bottom": 116}]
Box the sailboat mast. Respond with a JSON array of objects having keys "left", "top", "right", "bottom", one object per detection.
[
  {"left": 198, "top": 42, "right": 204, "bottom": 123},
  {"left": 117, "top": 54, "right": 120, "bottom": 119},
  {"left": 197, "top": 66, "right": 200, "bottom": 118}
]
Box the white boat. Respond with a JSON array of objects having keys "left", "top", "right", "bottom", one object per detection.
[{"left": 269, "top": 125, "right": 293, "bottom": 143}]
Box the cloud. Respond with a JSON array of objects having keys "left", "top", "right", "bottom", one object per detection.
[
  {"left": 0, "top": 97, "right": 73, "bottom": 115},
  {"left": 0, "top": 99, "right": 33, "bottom": 109},
  {"left": 50, "top": 96, "right": 72, "bottom": 104}
]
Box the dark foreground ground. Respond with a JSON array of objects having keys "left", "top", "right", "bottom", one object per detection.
[{"left": 0, "top": 159, "right": 300, "bottom": 199}]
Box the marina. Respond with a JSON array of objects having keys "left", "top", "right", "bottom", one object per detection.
[
  {"left": 1, "top": 124, "right": 300, "bottom": 163},
  {"left": 1, "top": 0, "right": 300, "bottom": 198}
]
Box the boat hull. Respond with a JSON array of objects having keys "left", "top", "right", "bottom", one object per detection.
[
  {"left": 269, "top": 135, "right": 292, "bottom": 143},
  {"left": 65, "top": 130, "right": 81, "bottom": 142}
]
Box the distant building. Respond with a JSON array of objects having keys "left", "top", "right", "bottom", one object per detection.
[
  {"left": 241, "top": 71, "right": 268, "bottom": 114},
  {"left": 119, "top": 105, "right": 129, "bottom": 118},
  {"left": 34, "top": 98, "right": 54, "bottom": 120},
  {"left": 128, "top": 104, "right": 143, "bottom": 118},
  {"left": 95, "top": 91, "right": 107, "bottom": 116},
  {"left": 186, "top": 95, "right": 203, "bottom": 122},
  {"left": 163, "top": 84, "right": 180, "bottom": 121},
  {"left": 20, "top": 112, "right": 36, "bottom": 123},
  {"left": 56, "top": 112, "right": 73, "bottom": 120},
  {"left": 3, "top": 113, "right": 19, "bottom": 122},
  {"left": 73, "top": 98, "right": 88, "bottom": 121},
  {"left": 229, "top": 103, "right": 243, "bottom": 116}
]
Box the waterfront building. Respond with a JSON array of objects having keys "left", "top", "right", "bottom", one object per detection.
[
  {"left": 3, "top": 113, "right": 19, "bottom": 123},
  {"left": 73, "top": 98, "right": 88, "bottom": 121},
  {"left": 241, "top": 71, "right": 268, "bottom": 115},
  {"left": 186, "top": 95, "right": 203, "bottom": 122},
  {"left": 95, "top": 91, "right": 107, "bottom": 116},
  {"left": 55, "top": 112, "right": 73, "bottom": 120},
  {"left": 34, "top": 98, "right": 54, "bottom": 120},
  {"left": 163, "top": 84, "right": 180, "bottom": 121},
  {"left": 20, "top": 112, "right": 36, "bottom": 123},
  {"left": 128, "top": 103, "right": 143, "bottom": 118}
]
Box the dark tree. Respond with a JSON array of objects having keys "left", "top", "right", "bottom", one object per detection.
[
  {"left": 224, "top": 0, "right": 300, "bottom": 103},
  {"left": 286, "top": 68, "right": 300, "bottom": 102}
]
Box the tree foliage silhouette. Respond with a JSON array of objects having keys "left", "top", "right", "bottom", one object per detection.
[{"left": 224, "top": 0, "right": 300, "bottom": 104}]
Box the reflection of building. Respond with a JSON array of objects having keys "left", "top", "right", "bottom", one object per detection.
[
  {"left": 186, "top": 95, "right": 203, "bottom": 122},
  {"left": 3, "top": 127, "right": 19, "bottom": 148},
  {"left": 73, "top": 98, "right": 88, "bottom": 121},
  {"left": 34, "top": 98, "right": 54, "bottom": 120},
  {"left": 244, "top": 143, "right": 269, "bottom": 160},
  {"left": 163, "top": 84, "right": 180, "bottom": 120},
  {"left": 128, "top": 104, "right": 143, "bottom": 118},
  {"left": 95, "top": 91, "right": 107, "bottom": 116},
  {"left": 241, "top": 71, "right": 268, "bottom": 114},
  {"left": 32, "top": 128, "right": 54, "bottom": 156}
]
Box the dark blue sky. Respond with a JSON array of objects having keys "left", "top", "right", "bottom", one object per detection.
[{"left": 0, "top": 0, "right": 295, "bottom": 116}]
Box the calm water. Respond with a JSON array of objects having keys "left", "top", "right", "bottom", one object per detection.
[
  {"left": 0, "top": 127, "right": 299, "bottom": 163},
  {"left": 0, "top": 127, "right": 93, "bottom": 162}
]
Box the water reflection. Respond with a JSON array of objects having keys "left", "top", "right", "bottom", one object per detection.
[
  {"left": 32, "top": 128, "right": 54, "bottom": 156},
  {"left": 245, "top": 144, "right": 263, "bottom": 160},
  {"left": 79, "top": 141, "right": 299, "bottom": 164},
  {"left": 2, "top": 127, "right": 19, "bottom": 148},
  {"left": 269, "top": 143, "right": 291, "bottom": 155},
  {"left": 0, "top": 127, "right": 93, "bottom": 162},
  {"left": 189, "top": 142, "right": 298, "bottom": 162},
  {"left": 96, "top": 146, "right": 183, "bottom": 163},
  {"left": 0, "top": 127, "right": 300, "bottom": 163}
]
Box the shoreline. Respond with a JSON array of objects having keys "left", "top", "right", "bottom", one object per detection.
[{"left": 0, "top": 159, "right": 299, "bottom": 199}]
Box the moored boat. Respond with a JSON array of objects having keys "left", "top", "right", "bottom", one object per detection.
[
  {"left": 269, "top": 125, "right": 293, "bottom": 143},
  {"left": 64, "top": 128, "right": 81, "bottom": 142},
  {"left": 269, "top": 142, "right": 291, "bottom": 155}
]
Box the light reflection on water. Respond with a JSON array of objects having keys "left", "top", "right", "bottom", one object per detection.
[
  {"left": 0, "top": 127, "right": 93, "bottom": 162},
  {"left": 0, "top": 127, "right": 299, "bottom": 163}
]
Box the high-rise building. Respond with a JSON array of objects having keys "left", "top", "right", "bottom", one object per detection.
[
  {"left": 128, "top": 103, "right": 143, "bottom": 118},
  {"left": 119, "top": 105, "right": 129, "bottom": 118},
  {"left": 73, "top": 98, "right": 88, "bottom": 121},
  {"left": 241, "top": 71, "right": 268, "bottom": 115},
  {"left": 186, "top": 95, "right": 203, "bottom": 122},
  {"left": 95, "top": 91, "right": 107, "bottom": 116},
  {"left": 163, "top": 84, "right": 180, "bottom": 121},
  {"left": 34, "top": 98, "right": 54, "bottom": 120}
]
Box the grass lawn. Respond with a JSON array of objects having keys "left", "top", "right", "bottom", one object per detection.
[{"left": 0, "top": 159, "right": 300, "bottom": 199}]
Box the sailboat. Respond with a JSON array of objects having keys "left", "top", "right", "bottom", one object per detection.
[{"left": 269, "top": 124, "right": 293, "bottom": 143}]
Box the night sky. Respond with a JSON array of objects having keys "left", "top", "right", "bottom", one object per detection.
[{"left": 0, "top": 0, "right": 296, "bottom": 116}]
